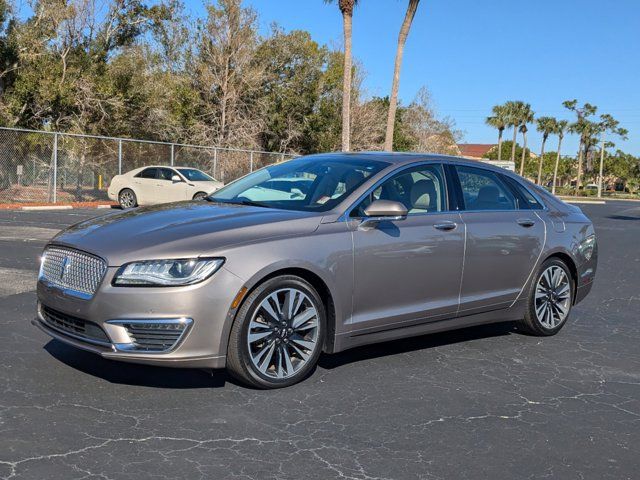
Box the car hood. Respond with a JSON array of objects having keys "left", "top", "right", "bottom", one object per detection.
[{"left": 51, "top": 201, "right": 322, "bottom": 266}]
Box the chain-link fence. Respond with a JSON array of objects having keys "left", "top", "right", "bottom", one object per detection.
[{"left": 0, "top": 127, "right": 294, "bottom": 204}]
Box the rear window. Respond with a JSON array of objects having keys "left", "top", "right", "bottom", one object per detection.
[
  {"left": 502, "top": 175, "right": 544, "bottom": 210},
  {"left": 136, "top": 168, "right": 158, "bottom": 179}
]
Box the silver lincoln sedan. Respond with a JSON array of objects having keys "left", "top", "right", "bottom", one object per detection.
[{"left": 34, "top": 153, "right": 597, "bottom": 388}]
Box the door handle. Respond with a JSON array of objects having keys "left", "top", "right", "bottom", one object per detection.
[
  {"left": 434, "top": 222, "right": 457, "bottom": 231},
  {"left": 517, "top": 218, "right": 536, "bottom": 227}
]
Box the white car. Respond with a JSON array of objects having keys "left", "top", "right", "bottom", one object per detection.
[{"left": 108, "top": 166, "right": 224, "bottom": 208}]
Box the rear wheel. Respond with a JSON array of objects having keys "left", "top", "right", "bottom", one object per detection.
[
  {"left": 518, "top": 258, "right": 574, "bottom": 336},
  {"left": 118, "top": 188, "right": 137, "bottom": 209},
  {"left": 227, "top": 275, "right": 325, "bottom": 389}
]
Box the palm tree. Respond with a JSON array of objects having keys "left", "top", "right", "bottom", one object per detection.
[
  {"left": 535, "top": 116, "right": 557, "bottom": 185},
  {"left": 504, "top": 100, "right": 523, "bottom": 163},
  {"left": 325, "top": 0, "right": 358, "bottom": 151},
  {"left": 518, "top": 103, "right": 534, "bottom": 176},
  {"left": 563, "top": 100, "right": 597, "bottom": 193},
  {"left": 596, "top": 114, "right": 627, "bottom": 197},
  {"left": 551, "top": 120, "right": 568, "bottom": 195},
  {"left": 384, "top": 0, "right": 421, "bottom": 151},
  {"left": 485, "top": 104, "right": 509, "bottom": 161}
]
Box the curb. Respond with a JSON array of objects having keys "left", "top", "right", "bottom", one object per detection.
[{"left": 0, "top": 203, "right": 118, "bottom": 211}]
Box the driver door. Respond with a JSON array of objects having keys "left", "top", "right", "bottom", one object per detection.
[
  {"left": 349, "top": 163, "right": 465, "bottom": 333},
  {"left": 157, "top": 168, "right": 188, "bottom": 203}
]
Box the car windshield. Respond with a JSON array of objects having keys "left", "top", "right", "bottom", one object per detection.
[
  {"left": 209, "top": 155, "right": 389, "bottom": 212},
  {"left": 177, "top": 168, "right": 215, "bottom": 182}
]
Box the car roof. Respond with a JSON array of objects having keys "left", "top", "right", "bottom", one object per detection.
[{"left": 302, "top": 151, "right": 513, "bottom": 170}]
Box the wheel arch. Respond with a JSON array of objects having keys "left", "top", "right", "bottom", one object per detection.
[
  {"left": 543, "top": 251, "right": 579, "bottom": 304},
  {"left": 228, "top": 266, "right": 338, "bottom": 355}
]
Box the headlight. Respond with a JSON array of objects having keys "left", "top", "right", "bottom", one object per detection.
[
  {"left": 578, "top": 235, "right": 596, "bottom": 261},
  {"left": 113, "top": 258, "right": 224, "bottom": 287}
]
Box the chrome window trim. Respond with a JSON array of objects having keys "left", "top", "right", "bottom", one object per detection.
[{"left": 341, "top": 160, "right": 450, "bottom": 221}]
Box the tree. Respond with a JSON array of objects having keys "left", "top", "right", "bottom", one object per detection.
[
  {"left": 535, "top": 116, "right": 556, "bottom": 184},
  {"left": 504, "top": 100, "right": 526, "bottom": 163},
  {"left": 596, "top": 113, "right": 627, "bottom": 197},
  {"left": 518, "top": 103, "right": 534, "bottom": 176},
  {"left": 384, "top": 0, "right": 420, "bottom": 151},
  {"left": 563, "top": 99, "right": 597, "bottom": 193},
  {"left": 485, "top": 104, "right": 509, "bottom": 161},
  {"left": 551, "top": 120, "right": 569, "bottom": 195},
  {"left": 325, "top": 0, "right": 358, "bottom": 152},
  {"left": 193, "top": 0, "right": 265, "bottom": 148},
  {"left": 256, "top": 28, "right": 327, "bottom": 153}
]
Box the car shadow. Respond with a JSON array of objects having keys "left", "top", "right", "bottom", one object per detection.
[
  {"left": 318, "top": 321, "right": 516, "bottom": 370},
  {"left": 44, "top": 340, "right": 232, "bottom": 389},
  {"left": 607, "top": 215, "right": 640, "bottom": 221}
]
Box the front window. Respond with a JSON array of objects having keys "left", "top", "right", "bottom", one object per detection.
[
  {"left": 209, "top": 155, "right": 389, "bottom": 212},
  {"left": 352, "top": 164, "right": 447, "bottom": 217},
  {"left": 177, "top": 168, "right": 215, "bottom": 182}
]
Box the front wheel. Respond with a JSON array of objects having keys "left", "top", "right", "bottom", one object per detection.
[
  {"left": 118, "top": 188, "right": 137, "bottom": 209},
  {"left": 518, "top": 258, "right": 574, "bottom": 336},
  {"left": 193, "top": 192, "right": 208, "bottom": 201},
  {"left": 226, "top": 275, "right": 325, "bottom": 389}
]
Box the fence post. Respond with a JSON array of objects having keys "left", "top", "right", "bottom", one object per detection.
[
  {"left": 250, "top": 152, "right": 254, "bottom": 172},
  {"left": 52, "top": 133, "right": 58, "bottom": 203},
  {"left": 213, "top": 149, "right": 218, "bottom": 178},
  {"left": 170, "top": 144, "right": 175, "bottom": 166},
  {"left": 118, "top": 140, "right": 122, "bottom": 175}
]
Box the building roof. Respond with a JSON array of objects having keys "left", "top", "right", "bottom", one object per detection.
[{"left": 457, "top": 144, "right": 496, "bottom": 159}]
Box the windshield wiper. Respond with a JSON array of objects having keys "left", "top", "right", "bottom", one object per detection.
[{"left": 207, "top": 198, "right": 272, "bottom": 209}]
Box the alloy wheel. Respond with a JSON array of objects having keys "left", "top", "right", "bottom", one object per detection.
[
  {"left": 534, "top": 265, "right": 571, "bottom": 329},
  {"left": 119, "top": 190, "right": 135, "bottom": 208},
  {"left": 247, "top": 288, "right": 319, "bottom": 379}
]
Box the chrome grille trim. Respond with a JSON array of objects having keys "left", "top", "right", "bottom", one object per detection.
[{"left": 39, "top": 246, "right": 107, "bottom": 298}]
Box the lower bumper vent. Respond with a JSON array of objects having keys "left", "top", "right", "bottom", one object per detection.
[
  {"left": 41, "top": 306, "right": 110, "bottom": 345},
  {"left": 110, "top": 319, "right": 192, "bottom": 352}
]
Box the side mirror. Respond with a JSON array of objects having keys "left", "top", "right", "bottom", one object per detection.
[
  {"left": 360, "top": 200, "right": 408, "bottom": 229},
  {"left": 171, "top": 175, "right": 182, "bottom": 183}
]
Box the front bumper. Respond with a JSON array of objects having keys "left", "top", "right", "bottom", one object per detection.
[{"left": 35, "top": 266, "right": 245, "bottom": 369}]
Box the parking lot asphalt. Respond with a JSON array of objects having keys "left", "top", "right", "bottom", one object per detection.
[{"left": 0, "top": 201, "right": 639, "bottom": 480}]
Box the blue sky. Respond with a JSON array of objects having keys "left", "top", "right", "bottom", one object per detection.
[{"left": 191, "top": 0, "right": 639, "bottom": 156}]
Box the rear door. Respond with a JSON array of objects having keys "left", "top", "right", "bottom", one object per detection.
[{"left": 452, "top": 164, "right": 544, "bottom": 315}]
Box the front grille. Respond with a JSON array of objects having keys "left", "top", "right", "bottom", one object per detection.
[
  {"left": 40, "top": 247, "right": 107, "bottom": 298},
  {"left": 41, "top": 306, "right": 110, "bottom": 345},
  {"left": 119, "top": 321, "right": 190, "bottom": 352}
]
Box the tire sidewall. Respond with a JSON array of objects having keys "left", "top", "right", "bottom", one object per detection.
[
  {"left": 527, "top": 258, "right": 574, "bottom": 335},
  {"left": 230, "top": 276, "right": 326, "bottom": 389}
]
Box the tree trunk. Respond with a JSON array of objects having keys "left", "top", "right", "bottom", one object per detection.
[
  {"left": 384, "top": 0, "right": 420, "bottom": 152},
  {"left": 497, "top": 129, "right": 503, "bottom": 161},
  {"left": 597, "top": 131, "right": 605, "bottom": 198},
  {"left": 552, "top": 135, "right": 563, "bottom": 195},
  {"left": 519, "top": 131, "right": 527, "bottom": 176},
  {"left": 575, "top": 140, "right": 584, "bottom": 194},
  {"left": 537, "top": 136, "right": 546, "bottom": 185},
  {"left": 511, "top": 125, "right": 517, "bottom": 163},
  {"left": 341, "top": 11, "right": 353, "bottom": 152}
]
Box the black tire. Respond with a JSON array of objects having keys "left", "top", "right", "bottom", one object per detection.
[
  {"left": 517, "top": 257, "right": 574, "bottom": 336},
  {"left": 118, "top": 188, "right": 137, "bottom": 209},
  {"left": 227, "top": 275, "right": 326, "bottom": 389},
  {"left": 193, "top": 191, "right": 208, "bottom": 201}
]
